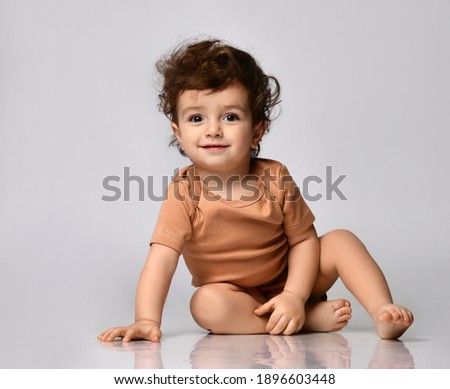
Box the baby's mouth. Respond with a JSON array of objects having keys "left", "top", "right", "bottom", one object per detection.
[{"left": 201, "top": 144, "right": 229, "bottom": 151}]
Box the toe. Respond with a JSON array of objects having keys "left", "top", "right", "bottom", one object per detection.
[
  {"left": 391, "top": 310, "right": 401, "bottom": 321},
  {"left": 378, "top": 311, "right": 394, "bottom": 324},
  {"left": 407, "top": 311, "right": 414, "bottom": 324},
  {"left": 337, "top": 313, "right": 351, "bottom": 323},
  {"left": 334, "top": 319, "right": 350, "bottom": 331},
  {"left": 336, "top": 306, "right": 352, "bottom": 317}
]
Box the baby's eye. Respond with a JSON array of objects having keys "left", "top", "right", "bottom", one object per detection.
[
  {"left": 188, "top": 115, "right": 203, "bottom": 123},
  {"left": 224, "top": 114, "right": 239, "bottom": 122}
]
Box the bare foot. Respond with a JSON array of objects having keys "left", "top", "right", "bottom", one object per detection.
[
  {"left": 302, "top": 299, "right": 351, "bottom": 332},
  {"left": 373, "top": 303, "right": 413, "bottom": 339}
]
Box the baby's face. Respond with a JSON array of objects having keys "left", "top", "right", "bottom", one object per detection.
[{"left": 172, "top": 83, "right": 263, "bottom": 179}]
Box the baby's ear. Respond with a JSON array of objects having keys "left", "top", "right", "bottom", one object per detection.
[
  {"left": 251, "top": 121, "right": 267, "bottom": 148},
  {"left": 171, "top": 122, "right": 181, "bottom": 141}
]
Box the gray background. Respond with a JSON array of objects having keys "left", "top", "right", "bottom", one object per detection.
[{"left": 1, "top": 0, "right": 449, "bottom": 368}]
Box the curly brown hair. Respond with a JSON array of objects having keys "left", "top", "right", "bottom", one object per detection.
[{"left": 156, "top": 38, "right": 281, "bottom": 157}]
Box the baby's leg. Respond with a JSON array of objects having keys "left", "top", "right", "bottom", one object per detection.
[
  {"left": 190, "top": 283, "right": 269, "bottom": 334},
  {"left": 312, "top": 229, "right": 413, "bottom": 339}
]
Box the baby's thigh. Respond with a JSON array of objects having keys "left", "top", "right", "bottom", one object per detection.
[
  {"left": 190, "top": 283, "right": 265, "bottom": 317},
  {"left": 190, "top": 283, "right": 270, "bottom": 334},
  {"left": 191, "top": 282, "right": 260, "bottom": 304}
]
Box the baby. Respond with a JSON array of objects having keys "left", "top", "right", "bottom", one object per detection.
[{"left": 98, "top": 39, "right": 413, "bottom": 343}]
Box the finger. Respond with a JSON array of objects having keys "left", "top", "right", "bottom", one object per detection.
[
  {"left": 98, "top": 327, "right": 117, "bottom": 341},
  {"left": 149, "top": 327, "right": 162, "bottom": 343},
  {"left": 98, "top": 328, "right": 117, "bottom": 341},
  {"left": 282, "top": 319, "right": 299, "bottom": 335},
  {"left": 108, "top": 327, "right": 128, "bottom": 341},
  {"left": 97, "top": 331, "right": 109, "bottom": 341},
  {"left": 269, "top": 315, "right": 290, "bottom": 335},
  {"left": 254, "top": 301, "right": 274, "bottom": 316},
  {"left": 99, "top": 327, "right": 125, "bottom": 342},
  {"left": 122, "top": 328, "right": 137, "bottom": 342},
  {"left": 266, "top": 310, "right": 283, "bottom": 333},
  {"left": 98, "top": 330, "right": 108, "bottom": 339}
]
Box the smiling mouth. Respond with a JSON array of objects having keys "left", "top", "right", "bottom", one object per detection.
[{"left": 201, "top": 144, "right": 229, "bottom": 151}]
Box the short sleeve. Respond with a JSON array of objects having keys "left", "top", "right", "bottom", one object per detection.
[
  {"left": 278, "top": 165, "right": 315, "bottom": 247},
  {"left": 150, "top": 180, "right": 194, "bottom": 254}
]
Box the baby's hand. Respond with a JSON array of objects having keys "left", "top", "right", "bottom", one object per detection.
[
  {"left": 254, "top": 291, "right": 306, "bottom": 335},
  {"left": 97, "top": 320, "right": 162, "bottom": 343}
]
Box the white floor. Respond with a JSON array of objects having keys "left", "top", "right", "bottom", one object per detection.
[
  {"left": 93, "top": 328, "right": 450, "bottom": 369},
  {"left": 97, "top": 330, "right": 416, "bottom": 369},
  {"left": 1, "top": 320, "right": 448, "bottom": 369},
  {"left": 2, "top": 265, "right": 449, "bottom": 369}
]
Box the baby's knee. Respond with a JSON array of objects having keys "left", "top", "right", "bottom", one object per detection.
[
  {"left": 190, "top": 284, "right": 220, "bottom": 315},
  {"left": 190, "top": 283, "right": 234, "bottom": 333},
  {"left": 321, "top": 229, "right": 360, "bottom": 246},
  {"left": 320, "top": 229, "right": 368, "bottom": 260}
]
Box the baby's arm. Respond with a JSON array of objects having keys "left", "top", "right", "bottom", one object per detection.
[
  {"left": 98, "top": 243, "right": 179, "bottom": 343},
  {"left": 254, "top": 225, "right": 319, "bottom": 334}
]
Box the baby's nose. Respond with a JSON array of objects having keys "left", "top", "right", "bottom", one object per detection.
[{"left": 205, "top": 120, "right": 222, "bottom": 137}]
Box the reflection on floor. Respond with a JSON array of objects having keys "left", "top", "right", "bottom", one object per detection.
[{"left": 99, "top": 332, "right": 415, "bottom": 369}]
